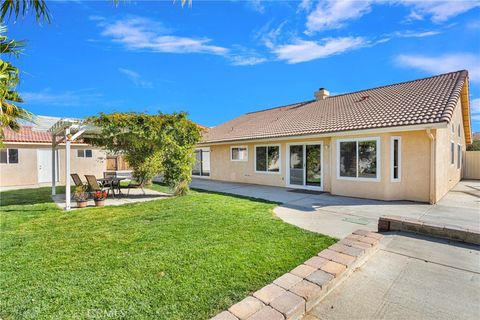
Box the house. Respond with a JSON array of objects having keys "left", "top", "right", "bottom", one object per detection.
[
  {"left": 196, "top": 70, "right": 472, "bottom": 204},
  {"left": 0, "top": 116, "right": 106, "bottom": 189}
]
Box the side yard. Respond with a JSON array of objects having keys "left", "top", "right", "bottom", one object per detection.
[{"left": 0, "top": 185, "right": 335, "bottom": 320}]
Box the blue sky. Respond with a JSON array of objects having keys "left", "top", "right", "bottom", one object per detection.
[{"left": 6, "top": 0, "right": 480, "bottom": 131}]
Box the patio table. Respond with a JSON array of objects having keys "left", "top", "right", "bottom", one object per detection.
[{"left": 97, "top": 177, "right": 126, "bottom": 199}]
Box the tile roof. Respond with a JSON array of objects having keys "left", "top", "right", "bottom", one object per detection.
[
  {"left": 202, "top": 70, "right": 469, "bottom": 144},
  {"left": 2, "top": 125, "right": 87, "bottom": 144},
  {"left": 3, "top": 126, "right": 52, "bottom": 143}
]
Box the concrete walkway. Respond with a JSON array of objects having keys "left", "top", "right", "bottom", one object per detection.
[
  {"left": 305, "top": 232, "right": 480, "bottom": 320},
  {"left": 191, "top": 179, "right": 480, "bottom": 239},
  {"left": 52, "top": 188, "right": 170, "bottom": 210}
]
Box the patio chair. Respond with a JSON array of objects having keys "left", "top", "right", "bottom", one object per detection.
[
  {"left": 126, "top": 178, "right": 146, "bottom": 196},
  {"left": 85, "top": 175, "right": 110, "bottom": 196},
  {"left": 71, "top": 173, "right": 85, "bottom": 188}
]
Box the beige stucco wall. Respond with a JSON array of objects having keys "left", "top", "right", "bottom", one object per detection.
[
  {"left": 0, "top": 143, "right": 106, "bottom": 187},
  {"left": 208, "top": 137, "right": 332, "bottom": 190},
  {"left": 434, "top": 99, "right": 466, "bottom": 201},
  {"left": 329, "top": 131, "right": 431, "bottom": 202},
  {"left": 204, "top": 129, "right": 433, "bottom": 202}
]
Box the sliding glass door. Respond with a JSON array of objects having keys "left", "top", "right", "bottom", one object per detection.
[
  {"left": 288, "top": 143, "right": 322, "bottom": 189},
  {"left": 192, "top": 148, "right": 210, "bottom": 177},
  {"left": 289, "top": 145, "right": 304, "bottom": 185}
]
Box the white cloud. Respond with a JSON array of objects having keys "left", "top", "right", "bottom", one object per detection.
[
  {"left": 118, "top": 68, "right": 153, "bottom": 88},
  {"left": 297, "top": 0, "right": 313, "bottom": 13},
  {"left": 229, "top": 55, "right": 267, "bottom": 66},
  {"left": 21, "top": 89, "right": 103, "bottom": 106},
  {"left": 273, "top": 37, "right": 367, "bottom": 64},
  {"left": 304, "top": 1, "right": 480, "bottom": 33},
  {"left": 247, "top": 0, "right": 265, "bottom": 14},
  {"left": 306, "top": 0, "right": 372, "bottom": 33},
  {"left": 393, "top": 30, "right": 441, "bottom": 38},
  {"left": 396, "top": 53, "right": 480, "bottom": 82},
  {"left": 99, "top": 17, "right": 228, "bottom": 55},
  {"left": 400, "top": 0, "right": 480, "bottom": 23},
  {"left": 256, "top": 20, "right": 289, "bottom": 49},
  {"left": 89, "top": 15, "right": 105, "bottom": 22}
]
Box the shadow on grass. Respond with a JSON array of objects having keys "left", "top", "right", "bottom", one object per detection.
[{"left": 0, "top": 187, "right": 64, "bottom": 207}]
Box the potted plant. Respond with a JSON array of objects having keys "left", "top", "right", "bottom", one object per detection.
[
  {"left": 93, "top": 190, "right": 108, "bottom": 207},
  {"left": 73, "top": 186, "right": 89, "bottom": 208}
]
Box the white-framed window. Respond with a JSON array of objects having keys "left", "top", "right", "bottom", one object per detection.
[
  {"left": 337, "top": 137, "right": 380, "bottom": 181},
  {"left": 231, "top": 146, "right": 248, "bottom": 162},
  {"left": 77, "top": 149, "right": 93, "bottom": 158},
  {"left": 457, "top": 144, "right": 461, "bottom": 170},
  {"left": 255, "top": 145, "right": 280, "bottom": 174},
  {"left": 458, "top": 124, "right": 461, "bottom": 137},
  {"left": 451, "top": 123, "right": 455, "bottom": 134},
  {"left": 0, "top": 148, "right": 19, "bottom": 164},
  {"left": 390, "top": 137, "right": 401, "bottom": 182},
  {"left": 450, "top": 141, "right": 455, "bottom": 165}
]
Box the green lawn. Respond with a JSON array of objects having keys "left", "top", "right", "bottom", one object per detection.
[{"left": 0, "top": 184, "right": 335, "bottom": 320}]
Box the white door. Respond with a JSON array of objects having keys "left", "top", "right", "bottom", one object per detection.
[{"left": 37, "top": 149, "right": 59, "bottom": 183}]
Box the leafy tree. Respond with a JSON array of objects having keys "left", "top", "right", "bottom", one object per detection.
[
  {"left": 466, "top": 139, "right": 480, "bottom": 151},
  {"left": 86, "top": 112, "right": 202, "bottom": 195},
  {"left": 0, "top": 25, "right": 32, "bottom": 141}
]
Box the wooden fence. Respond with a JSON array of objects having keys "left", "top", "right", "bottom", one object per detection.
[
  {"left": 464, "top": 151, "right": 480, "bottom": 179},
  {"left": 106, "top": 155, "right": 131, "bottom": 171}
]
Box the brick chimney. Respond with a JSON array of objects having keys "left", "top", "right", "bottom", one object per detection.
[{"left": 314, "top": 88, "right": 329, "bottom": 100}]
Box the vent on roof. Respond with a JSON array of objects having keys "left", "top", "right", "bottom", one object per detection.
[
  {"left": 314, "top": 88, "right": 329, "bottom": 100},
  {"left": 356, "top": 95, "right": 370, "bottom": 102}
]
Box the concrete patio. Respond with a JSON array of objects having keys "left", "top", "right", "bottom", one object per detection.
[
  {"left": 305, "top": 231, "right": 480, "bottom": 320},
  {"left": 52, "top": 188, "right": 170, "bottom": 210},
  {"left": 190, "top": 179, "right": 480, "bottom": 238}
]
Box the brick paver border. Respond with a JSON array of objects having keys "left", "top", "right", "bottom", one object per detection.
[
  {"left": 211, "top": 229, "right": 383, "bottom": 320},
  {"left": 378, "top": 215, "right": 480, "bottom": 245}
]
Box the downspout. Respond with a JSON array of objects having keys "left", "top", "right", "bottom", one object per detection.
[{"left": 426, "top": 129, "right": 436, "bottom": 204}]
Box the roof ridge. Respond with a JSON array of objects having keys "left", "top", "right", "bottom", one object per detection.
[{"left": 329, "top": 69, "right": 467, "bottom": 99}]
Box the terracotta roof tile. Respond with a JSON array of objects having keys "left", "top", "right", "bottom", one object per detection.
[
  {"left": 3, "top": 126, "right": 52, "bottom": 143},
  {"left": 202, "top": 70, "right": 469, "bottom": 144}
]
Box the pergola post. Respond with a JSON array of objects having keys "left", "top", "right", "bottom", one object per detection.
[
  {"left": 65, "top": 127, "right": 71, "bottom": 210},
  {"left": 51, "top": 133, "right": 57, "bottom": 196}
]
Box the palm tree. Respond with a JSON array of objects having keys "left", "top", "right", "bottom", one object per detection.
[
  {"left": 0, "top": 25, "right": 32, "bottom": 140},
  {"left": 0, "top": 0, "right": 50, "bottom": 22}
]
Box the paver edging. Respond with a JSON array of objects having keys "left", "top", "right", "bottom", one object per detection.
[
  {"left": 210, "top": 229, "right": 383, "bottom": 320},
  {"left": 378, "top": 215, "right": 480, "bottom": 245}
]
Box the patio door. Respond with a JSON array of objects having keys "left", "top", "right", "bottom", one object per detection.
[
  {"left": 287, "top": 143, "right": 322, "bottom": 190},
  {"left": 192, "top": 148, "right": 210, "bottom": 177},
  {"left": 37, "top": 149, "right": 59, "bottom": 183}
]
